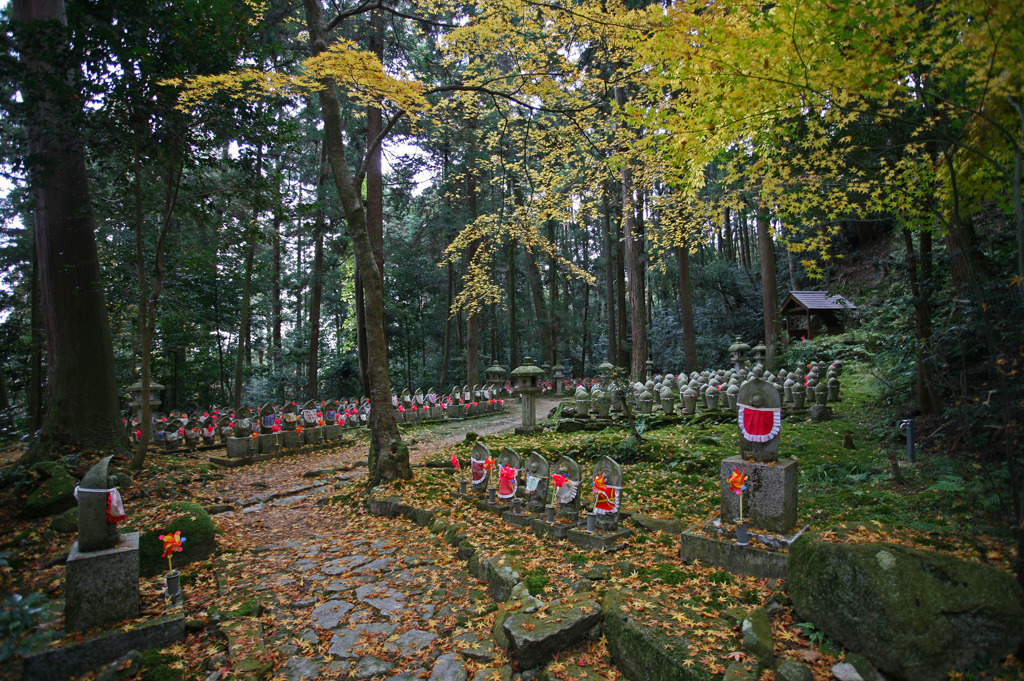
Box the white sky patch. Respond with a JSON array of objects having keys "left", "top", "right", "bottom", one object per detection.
[{"left": 382, "top": 139, "right": 433, "bottom": 196}]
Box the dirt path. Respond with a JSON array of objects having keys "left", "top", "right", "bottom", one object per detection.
[{"left": 404, "top": 396, "right": 563, "bottom": 464}]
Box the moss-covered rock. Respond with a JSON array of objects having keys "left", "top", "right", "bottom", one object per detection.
[
  {"left": 741, "top": 608, "right": 773, "bottom": 667},
  {"left": 23, "top": 462, "right": 77, "bottom": 518},
  {"left": 139, "top": 501, "right": 217, "bottom": 576},
  {"left": 49, "top": 507, "right": 78, "bottom": 533},
  {"left": 788, "top": 533, "right": 1024, "bottom": 681},
  {"left": 503, "top": 596, "right": 601, "bottom": 669},
  {"left": 601, "top": 590, "right": 711, "bottom": 681}
]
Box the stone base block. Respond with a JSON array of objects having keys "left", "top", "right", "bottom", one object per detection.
[
  {"left": 721, "top": 456, "right": 798, "bottom": 533},
  {"left": 65, "top": 532, "right": 140, "bottom": 632},
  {"left": 226, "top": 437, "right": 254, "bottom": 458},
  {"left": 281, "top": 431, "right": 300, "bottom": 449},
  {"left": 515, "top": 426, "right": 542, "bottom": 435},
  {"left": 566, "top": 527, "right": 631, "bottom": 552},
  {"left": 530, "top": 518, "right": 573, "bottom": 540},
  {"left": 809, "top": 405, "right": 833, "bottom": 422},
  {"left": 257, "top": 433, "right": 281, "bottom": 454},
  {"left": 475, "top": 499, "right": 512, "bottom": 517},
  {"left": 679, "top": 523, "right": 798, "bottom": 580},
  {"left": 24, "top": 612, "right": 184, "bottom": 681},
  {"left": 322, "top": 425, "right": 341, "bottom": 440},
  {"left": 502, "top": 510, "right": 539, "bottom": 528},
  {"left": 302, "top": 427, "right": 322, "bottom": 445}
]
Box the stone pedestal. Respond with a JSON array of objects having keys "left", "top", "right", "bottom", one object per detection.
[
  {"left": 226, "top": 437, "right": 254, "bottom": 458},
  {"left": 303, "top": 427, "right": 322, "bottom": 445},
  {"left": 281, "top": 431, "right": 300, "bottom": 450},
  {"left": 257, "top": 433, "right": 280, "bottom": 455},
  {"left": 679, "top": 520, "right": 806, "bottom": 580},
  {"left": 65, "top": 532, "right": 140, "bottom": 632},
  {"left": 566, "top": 527, "right": 632, "bottom": 552},
  {"left": 502, "top": 510, "right": 538, "bottom": 528},
  {"left": 474, "top": 499, "right": 510, "bottom": 517},
  {"left": 809, "top": 405, "right": 833, "bottom": 422},
  {"left": 721, "top": 456, "right": 797, "bottom": 533},
  {"left": 322, "top": 425, "right": 341, "bottom": 440},
  {"left": 529, "top": 517, "right": 573, "bottom": 540}
]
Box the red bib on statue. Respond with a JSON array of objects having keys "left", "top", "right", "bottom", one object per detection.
[{"left": 738, "top": 405, "right": 781, "bottom": 443}]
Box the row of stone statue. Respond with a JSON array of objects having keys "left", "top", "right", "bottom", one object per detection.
[
  {"left": 568, "top": 360, "right": 844, "bottom": 418},
  {"left": 465, "top": 443, "right": 625, "bottom": 533},
  {"left": 129, "top": 383, "right": 515, "bottom": 451}
]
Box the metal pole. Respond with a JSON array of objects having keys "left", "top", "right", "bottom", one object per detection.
[{"left": 899, "top": 419, "right": 915, "bottom": 462}]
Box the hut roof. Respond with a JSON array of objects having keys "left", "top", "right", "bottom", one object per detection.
[{"left": 780, "top": 291, "right": 857, "bottom": 312}]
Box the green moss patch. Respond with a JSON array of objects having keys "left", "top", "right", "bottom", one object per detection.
[{"left": 139, "top": 501, "right": 217, "bottom": 577}]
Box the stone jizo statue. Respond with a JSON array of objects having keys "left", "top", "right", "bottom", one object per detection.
[
  {"left": 737, "top": 377, "right": 782, "bottom": 463},
  {"left": 75, "top": 456, "right": 125, "bottom": 553},
  {"left": 523, "top": 452, "right": 549, "bottom": 513},
  {"left": 552, "top": 456, "right": 582, "bottom": 520},
  {"left": 590, "top": 456, "right": 623, "bottom": 532},
  {"left": 496, "top": 448, "right": 522, "bottom": 501}
]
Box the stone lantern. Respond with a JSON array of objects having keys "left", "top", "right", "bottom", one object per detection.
[
  {"left": 484, "top": 360, "right": 507, "bottom": 388},
  {"left": 552, "top": 364, "right": 566, "bottom": 396},
  {"left": 728, "top": 336, "right": 751, "bottom": 373},
  {"left": 751, "top": 341, "right": 767, "bottom": 366},
  {"left": 510, "top": 358, "right": 545, "bottom": 434},
  {"left": 645, "top": 359, "right": 655, "bottom": 380},
  {"left": 128, "top": 380, "right": 164, "bottom": 425}
]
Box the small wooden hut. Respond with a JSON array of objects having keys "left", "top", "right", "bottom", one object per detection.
[{"left": 779, "top": 291, "right": 857, "bottom": 340}]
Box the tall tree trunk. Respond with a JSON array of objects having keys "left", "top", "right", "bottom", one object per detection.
[
  {"left": 903, "top": 228, "right": 941, "bottom": 414},
  {"left": 676, "top": 242, "right": 698, "bottom": 373},
  {"left": 739, "top": 211, "right": 751, "bottom": 269},
  {"left": 507, "top": 240, "right": 518, "bottom": 369},
  {"left": 354, "top": 9, "right": 386, "bottom": 397},
  {"left": 441, "top": 261, "right": 453, "bottom": 387},
  {"left": 526, "top": 251, "right": 552, "bottom": 363},
  {"left": 214, "top": 271, "right": 228, "bottom": 402},
  {"left": 547, "top": 220, "right": 560, "bottom": 365},
  {"left": 271, "top": 213, "right": 282, "bottom": 364},
  {"left": 28, "top": 241, "right": 44, "bottom": 432},
  {"left": 132, "top": 127, "right": 183, "bottom": 469},
  {"left": 307, "top": 143, "right": 328, "bottom": 399},
  {"left": 233, "top": 241, "right": 256, "bottom": 410},
  {"left": 603, "top": 183, "right": 617, "bottom": 364},
  {"left": 304, "top": 0, "right": 407, "bottom": 485},
  {"left": 616, "top": 84, "right": 647, "bottom": 381},
  {"left": 723, "top": 205, "right": 733, "bottom": 261},
  {"left": 308, "top": 213, "right": 324, "bottom": 399},
  {"left": 757, "top": 202, "right": 778, "bottom": 368},
  {"left": 465, "top": 113, "right": 480, "bottom": 387},
  {"left": 16, "top": 0, "right": 126, "bottom": 461},
  {"left": 615, "top": 198, "right": 628, "bottom": 368},
  {"left": 355, "top": 264, "right": 369, "bottom": 395}
]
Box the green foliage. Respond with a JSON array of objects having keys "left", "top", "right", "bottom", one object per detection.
[
  {"left": 635, "top": 563, "right": 689, "bottom": 586},
  {"left": 0, "top": 592, "right": 54, "bottom": 661},
  {"left": 139, "top": 650, "right": 189, "bottom": 681},
  {"left": 523, "top": 571, "right": 549, "bottom": 596},
  {"left": 794, "top": 622, "right": 826, "bottom": 645}
]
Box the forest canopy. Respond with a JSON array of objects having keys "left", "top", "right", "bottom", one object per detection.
[{"left": 0, "top": 0, "right": 1020, "bottom": 471}]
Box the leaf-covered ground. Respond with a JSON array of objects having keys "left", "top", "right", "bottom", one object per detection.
[{"left": 0, "top": 366, "right": 1020, "bottom": 680}]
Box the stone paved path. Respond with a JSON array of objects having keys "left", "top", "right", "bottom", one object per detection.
[
  {"left": 197, "top": 398, "right": 576, "bottom": 681},
  {"left": 405, "top": 397, "right": 562, "bottom": 465}
]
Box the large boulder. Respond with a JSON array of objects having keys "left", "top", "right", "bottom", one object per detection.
[
  {"left": 601, "top": 590, "right": 710, "bottom": 681},
  {"left": 139, "top": 501, "right": 218, "bottom": 576},
  {"left": 788, "top": 533, "right": 1024, "bottom": 681},
  {"left": 502, "top": 595, "right": 601, "bottom": 669},
  {"left": 23, "top": 462, "right": 77, "bottom": 519}
]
